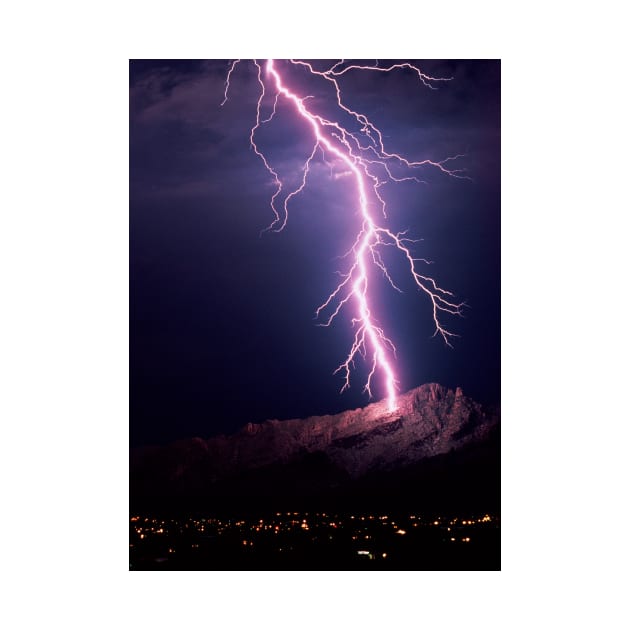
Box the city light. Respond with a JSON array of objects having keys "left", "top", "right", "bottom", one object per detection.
[{"left": 130, "top": 512, "right": 498, "bottom": 568}]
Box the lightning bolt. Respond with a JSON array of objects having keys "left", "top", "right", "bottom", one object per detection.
[{"left": 222, "top": 59, "right": 465, "bottom": 413}]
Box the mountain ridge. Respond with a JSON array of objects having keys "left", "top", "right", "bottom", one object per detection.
[{"left": 130, "top": 383, "right": 500, "bottom": 514}]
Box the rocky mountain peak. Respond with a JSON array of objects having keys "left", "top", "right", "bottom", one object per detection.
[{"left": 131, "top": 383, "right": 499, "bottom": 515}]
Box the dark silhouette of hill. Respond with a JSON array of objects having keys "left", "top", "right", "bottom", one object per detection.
[{"left": 130, "top": 383, "right": 499, "bottom": 516}]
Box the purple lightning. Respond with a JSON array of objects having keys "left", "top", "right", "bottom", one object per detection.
[{"left": 222, "top": 59, "right": 465, "bottom": 412}]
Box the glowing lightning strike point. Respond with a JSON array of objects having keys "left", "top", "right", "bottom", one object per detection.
[{"left": 223, "top": 59, "right": 466, "bottom": 413}]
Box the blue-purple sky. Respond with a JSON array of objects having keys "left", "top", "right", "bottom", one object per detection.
[{"left": 130, "top": 59, "right": 500, "bottom": 446}]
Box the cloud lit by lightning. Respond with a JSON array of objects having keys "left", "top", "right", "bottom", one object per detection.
[{"left": 222, "top": 59, "right": 465, "bottom": 412}]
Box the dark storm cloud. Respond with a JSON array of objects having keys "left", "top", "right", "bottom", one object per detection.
[
  {"left": 130, "top": 60, "right": 330, "bottom": 204},
  {"left": 130, "top": 60, "right": 500, "bottom": 446}
]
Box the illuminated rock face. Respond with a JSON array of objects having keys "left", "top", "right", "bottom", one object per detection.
[
  {"left": 131, "top": 383, "right": 499, "bottom": 508},
  {"left": 202, "top": 383, "right": 497, "bottom": 477}
]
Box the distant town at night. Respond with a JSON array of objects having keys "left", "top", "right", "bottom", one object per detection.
[{"left": 130, "top": 511, "right": 499, "bottom": 570}]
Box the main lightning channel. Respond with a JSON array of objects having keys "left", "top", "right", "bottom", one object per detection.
[
  {"left": 223, "top": 59, "right": 464, "bottom": 413},
  {"left": 265, "top": 60, "right": 397, "bottom": 411}
]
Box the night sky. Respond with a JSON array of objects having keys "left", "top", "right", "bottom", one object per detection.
[{"left": 130, "top": 59, "right": 500, "bottom": 447}]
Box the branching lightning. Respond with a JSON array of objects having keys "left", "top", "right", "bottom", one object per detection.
[{"left": 222, "top": 59, "right": 465, "bottom": 412}]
